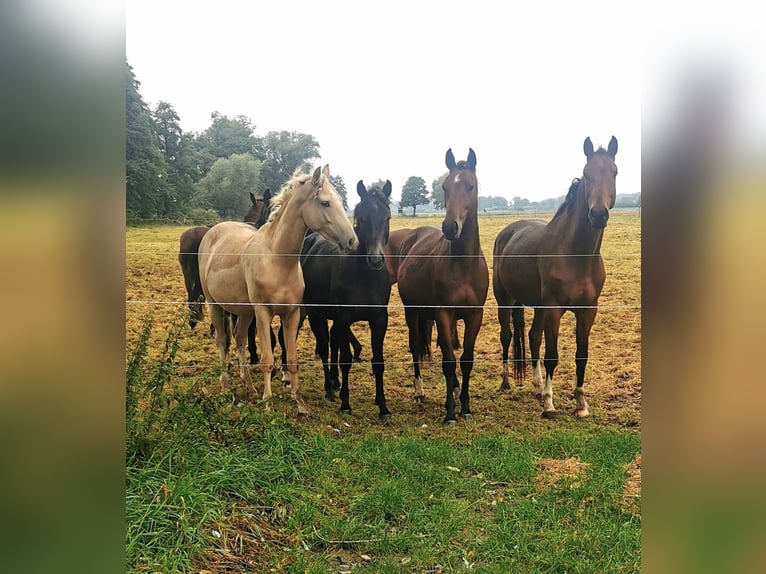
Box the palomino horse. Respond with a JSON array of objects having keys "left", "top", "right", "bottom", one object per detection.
[
  {"left": 178, "top": 190, "right": 270, "bottom": 330},
  {"left": 394, "top": 149, "right": 489, "bottom": 424},
  {"left": 492, "top": 136, "right": 618, "bottom": 418},
  {"left": 198, "top": 166, "right": 357, "bottom": 415},
  {"left": 300, "top": 180, "right": 393, "bottom": 417}
]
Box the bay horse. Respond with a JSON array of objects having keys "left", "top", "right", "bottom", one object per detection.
[
  {"left": 394, "top": 149, "right": 488, "bottom": 425},
  {"left": 300, "top": 179, "right": 393, "bottom": 417},
  {"left": 492, "top": 136, "right": 618, "bottom": 418},
  {"left": 198, "top": 166, "right": 357, "bottom": 415}
]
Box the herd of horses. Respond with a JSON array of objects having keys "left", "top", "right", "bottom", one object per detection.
[{"left": 177, "top": 137, "right": 619, "bottom": 424}]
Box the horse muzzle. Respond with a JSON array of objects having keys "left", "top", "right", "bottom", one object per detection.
[
  {"left": 366, "top": 253, "right": 385, "bottom": 271},
  {"left": 588, "top": 207, "right": 609, "bottom": 230},
  {"left": 442, "top": 220, "right": 461, "bottom": 240}
]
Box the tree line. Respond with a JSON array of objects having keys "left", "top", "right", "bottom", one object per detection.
[{"left": 127, "top": 60, "right": 638, "bottom": 223}]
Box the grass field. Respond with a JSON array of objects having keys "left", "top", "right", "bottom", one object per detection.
[{"left": 126, "top": 211, "right": 641, "bottom": 572}]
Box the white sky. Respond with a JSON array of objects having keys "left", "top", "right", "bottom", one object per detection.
[{"left": 126, "top": 1, "right": 642, "bottom": 205}]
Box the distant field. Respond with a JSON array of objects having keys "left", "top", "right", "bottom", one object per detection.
[{"left": 126, "top": 211, "right": 641, "bottom": 572}]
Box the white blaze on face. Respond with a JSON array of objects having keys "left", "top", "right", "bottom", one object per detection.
[{"left": 454, "top": 173, "right": 461, "bottom": 184}]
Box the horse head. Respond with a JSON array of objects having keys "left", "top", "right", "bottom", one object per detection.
[
  {"left": 442, "top": 148, "right": 478, "bottom": 240},
  {"left": 301, "top": 165, "right": 358, "bottom": 251},
  {"left": 354, "top": 179, "right": 392, "bottom": 270},
  {"left": 582, "top": 136, "right": 618, "bottom": 229}
]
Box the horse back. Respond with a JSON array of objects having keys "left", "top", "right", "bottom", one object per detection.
[
  {"left": 198, "top": 221, "right": 259, "bottom": 310},
  {"left": 492, "top": 219, "right": 548, "bottom": 306}
]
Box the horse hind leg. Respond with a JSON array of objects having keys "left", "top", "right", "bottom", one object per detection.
[
  {"left": 232, "top": 313, "right": 255, "bottom": 396},
  {"left": 497, "top": 299, "right": 513, "bottom": 391},
  {"left": 209, "top": 305, "right": 231, "bottom": 388},
  {"left": 529, "top": 308, "right": 545, "bottom": 396},
  {"left": 405, "top": 311, "right": 426, "bottom": 402}
]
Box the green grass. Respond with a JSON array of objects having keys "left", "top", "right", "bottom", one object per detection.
[{"left": 126, "top": 316, "right": 640, "bottom": 572}]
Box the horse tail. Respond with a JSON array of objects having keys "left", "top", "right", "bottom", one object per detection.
[
  {"left": 178, "top": 227, "right": 208, "bottom": 329},
  {"left": 512, "top": 306, "right": 526, "bottom": 381},
  {"left": 417, "top": 317, "right": 432, "bottom": 361}
]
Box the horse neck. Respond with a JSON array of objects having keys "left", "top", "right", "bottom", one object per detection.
[
  {"left": 268, "top": 194, "right": 310, "bottom": 255},
  {"left": 548, "top": 183, "right": 604, "bottom": 256},
  {"left": 450, "top": 212, "right": 482, "bottom": 257}
]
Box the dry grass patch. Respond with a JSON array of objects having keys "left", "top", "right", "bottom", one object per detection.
[
  {"left": 621, "top": 453, "right": 642, "bottom": 515},
  {"left": 535, "top": 456, "right": 591, "bottom": 490}
]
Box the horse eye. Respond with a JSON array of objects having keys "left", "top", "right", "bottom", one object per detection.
[
  {"left": 466, "top": 185, "right": 474, "bottom": 192},
  {"left": 320, "top": 200, "right": 330, "bottom": 207}
]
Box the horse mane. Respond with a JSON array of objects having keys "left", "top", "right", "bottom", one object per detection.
[
  {"left": 267, "top": 169, "right": 312, "bottom": 224},
  {"left": 551, "top": 178, "right": 582, "bottom": 221}
]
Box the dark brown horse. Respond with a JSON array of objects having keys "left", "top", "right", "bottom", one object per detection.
[
  {"left": 394, "top": 148, "right": 488, "bottom": 424},
  {"left": 492, "top": 136, "right": 618, "bottom": 418}
]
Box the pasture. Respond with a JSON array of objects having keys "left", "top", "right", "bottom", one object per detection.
[{"left": 126, "top": 211, "right": 641, "bottom": 572}]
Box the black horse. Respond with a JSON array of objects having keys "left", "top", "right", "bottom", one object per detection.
[{"left": 300, "top": 180, "right": 393, "bottom": 417}]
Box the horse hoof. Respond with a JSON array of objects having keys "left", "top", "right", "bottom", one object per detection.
[
  {"left": 379, "top": 411, "right": 392, "bottom": 420},
  {"left": 413, "top": 395, "right": 425, "bottom": 404},
  {"left": 460, "top": 413, "right": 473, "bottom": 420},
  {"left": 574, "top": 408, "right": 590, "bottom": 418},
  {"left": 340, "top": 408, "right": 352, "bottom": 415},
  {"left": 541, "top": 409, "right": 557, "bottom": 419},
  {"left": 443, "top": 419, "right": 458, "bottom": 426},
  {"left": 498, "top": 383, "right": 510, "bottom": 392}
]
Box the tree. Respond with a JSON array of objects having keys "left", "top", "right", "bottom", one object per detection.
[
  {"left": 195, "top": 153, "right": 262, "bottom": 218},
  {"left": 478, "top": 195, "right": 509, "bottom": 211},
  {"left": 400, "top": 176, "right": 429, "bottom": 216},
  {"left": 431, "top": 173, "right": 448, "bottom": 209},
  {"left": 256, "top": 130, "right": 321, "bottom": 194},
  {"left": 152, "top": 101, "right": 199, "bottom": 214},
  {"left": 512, "top": 196, "right": 531, "bottom": 211},
  {"left": 329, "top": 174, "right": 349, "bottom": 210},
  {"left": 126, "top": 61, "right": 170, "bottom": 220},
  {"left": 195, "top": 112, "right": 258, "bottom": 175}
]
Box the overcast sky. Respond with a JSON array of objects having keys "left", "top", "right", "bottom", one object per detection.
[{"left": 126, "top": 1, "right": 641, "bottom": 204}]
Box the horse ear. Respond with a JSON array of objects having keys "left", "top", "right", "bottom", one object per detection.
[
  {"left": 467, "top": 148, "right": 477, "bottom": 170},
  {"left": 382, "top": 180, "right": 392, "bottom": 197},
  {"left": 312, "top": 165, "right": 322, "bottom": 185},
  {"left": 357, "top": 180, "right": 366, "bottom": 198},
  {"left": 583, "top": 137, "right": 594, "bottom": 159},
  {"left": 607, "top": 135, "right": 618, "bottom": 157},
  {"left": 249, "top": 192, "right": 257, "bottom": 205},
  {"left": 322, "top": 164, "right": 331, "bottom": 180},
  {"left": 263, "top": 188, "right": 271, "bottom": 203},
  {"left": 445, "top": 148, "right": 456, "bottom": 170}
]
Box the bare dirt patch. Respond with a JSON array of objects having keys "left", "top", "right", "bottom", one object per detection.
[
  {"left": 535, "top": 457, "right": 592, "bottom": 490},
  {"left": 621, "top": 453, "right": 642, "bottom": 515}
]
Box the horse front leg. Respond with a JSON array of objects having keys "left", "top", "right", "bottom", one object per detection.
[
  {"left": 542, "top": 306, "right": 564, "bottom": 417},
  {"left": 435, "top": 311, "right": 458, "bottom": 425},
  {"left": 308, "top": 314, "right": 334, "bottom": 401},
  {"left": 369, "top": 313, "right": 391, "bottom": 418},
  {"left": 333, "top": 323, "right": 354, "bottom": 414},
  {"left": 460, "top": 309, "right": 484, "bottom": 419},
  {"left": 404, "top": 309, "right": 426, "bottom": 402},
  {"left": 282, "top": 307, "right": 310, "bottom": 415},
  {"left": 573, "top": 307, "right": 597, "bottom": 418}
]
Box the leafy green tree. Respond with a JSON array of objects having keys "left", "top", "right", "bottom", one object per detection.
[
  {"left": 152, "top": 101, "right": 199, "bottom": 214},
  {"left": 431, "top": 172, "right": 448, "bottom": 209},
  {"left": 256, "top": 130, "right": 321, "bottom": 193},
  {"left": 329, "top": 174, "right": 349, "bottom": 210},
  {"left": 195, "top": 112, "right": 258, "bottom": 175},
  {"left": 126, "top": 61, "right": 170, "bottom": 220},
  {"left": 400, "top": 176, "right": 429, "bottom": 216},
  {"left": 195, "top": 153, "right": 262, "bottom": 218}
]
